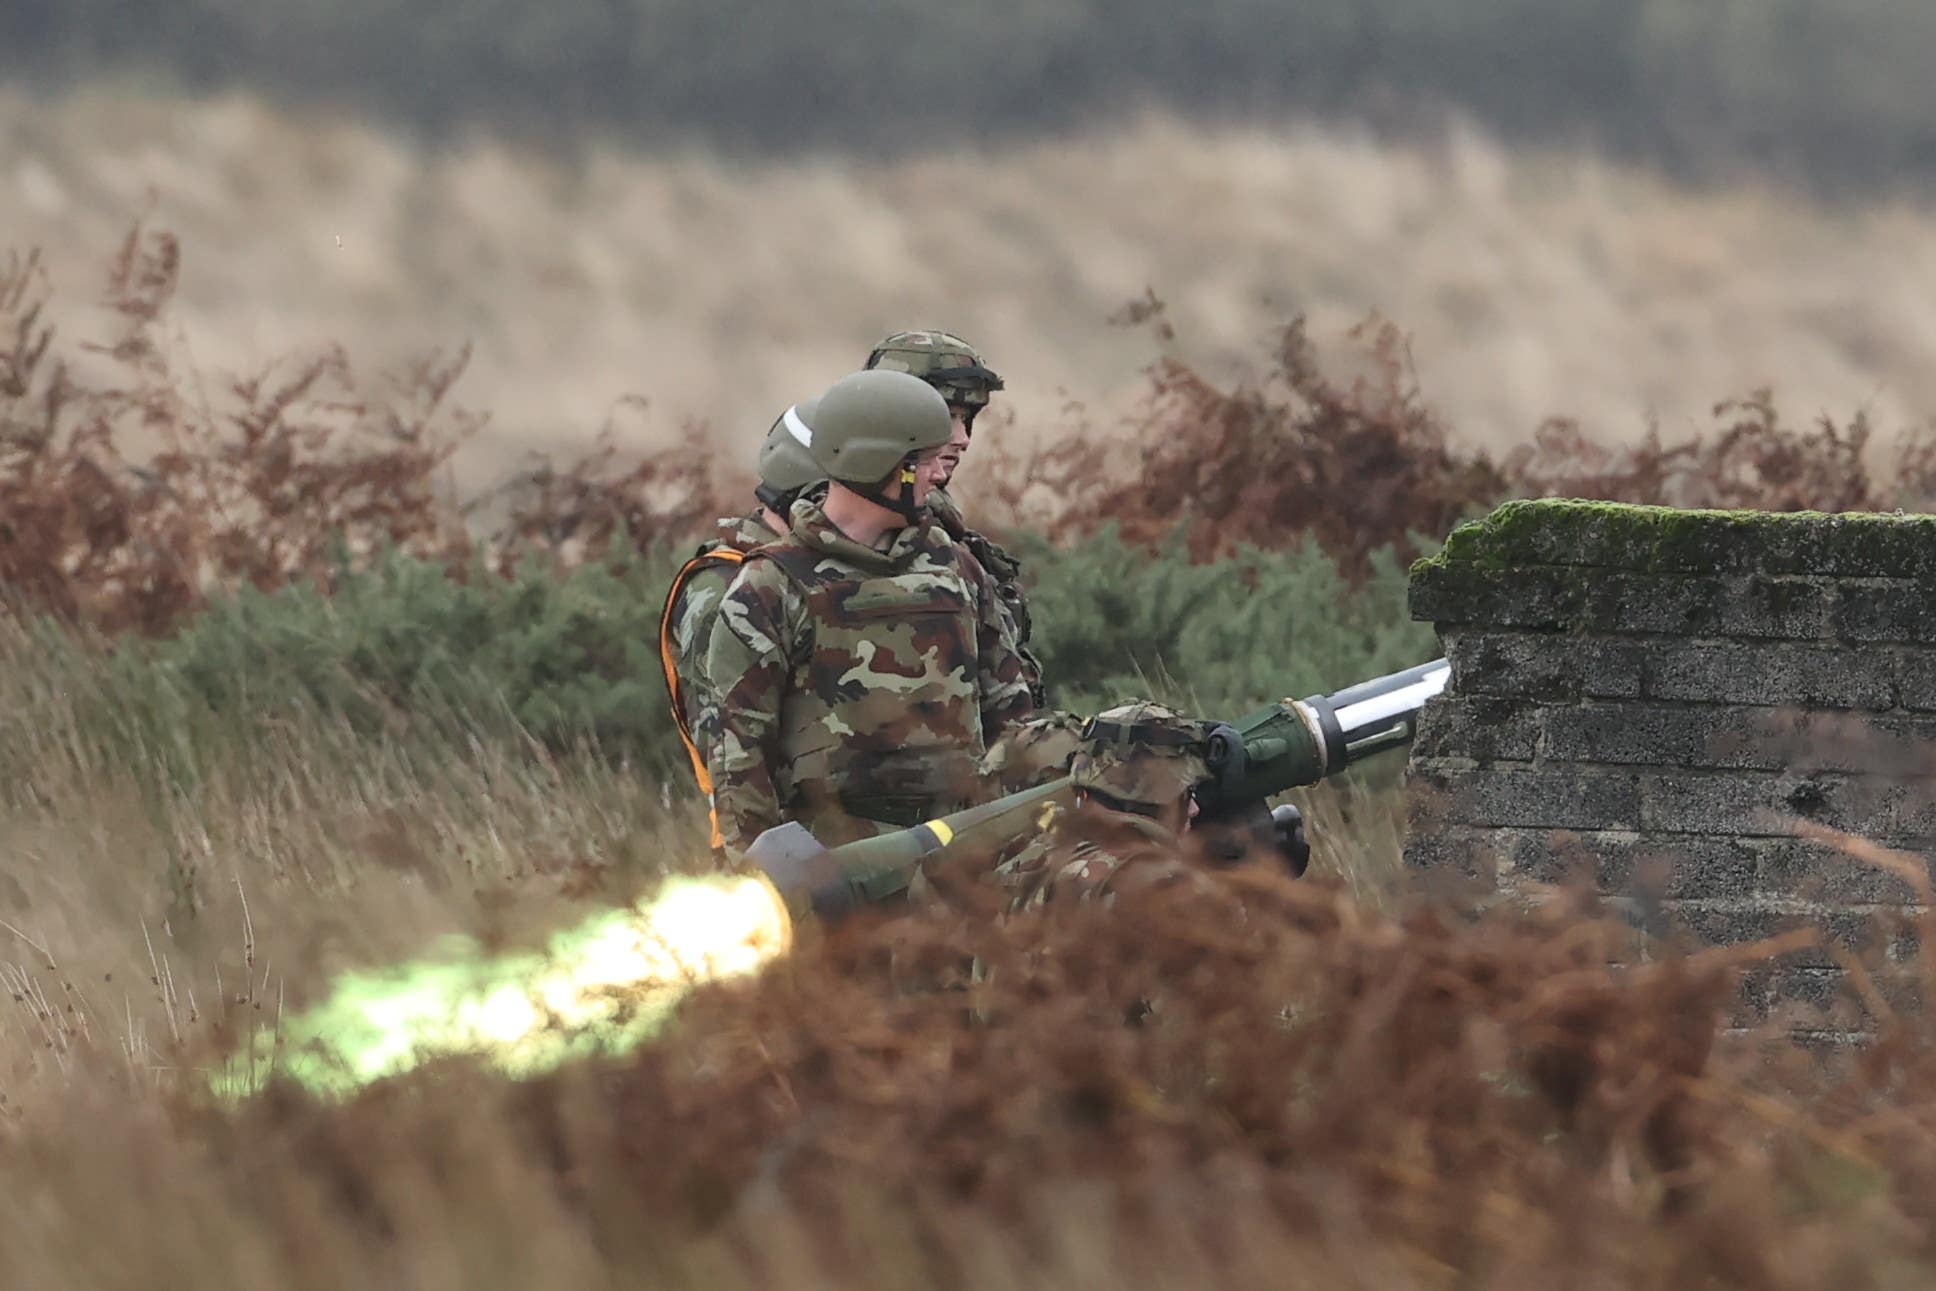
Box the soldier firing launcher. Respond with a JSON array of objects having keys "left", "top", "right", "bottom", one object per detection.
[{"left": 750, "top": 657, "right": 1451, "bottom": 924}]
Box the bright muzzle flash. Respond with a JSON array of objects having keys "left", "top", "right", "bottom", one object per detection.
[{"left": 211, "top": 873, "right": 793, "bottom": 1101}]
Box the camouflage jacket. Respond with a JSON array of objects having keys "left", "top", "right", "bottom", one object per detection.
[
  {"left": 705, "top": 497, "right": 1037, "bottom": 854},
  {"left": 929, "top": 489, "right": 1044, "bottom": 706},
  {"left": 993, "top": 804, "right": 1206, "bottom": 913},
  {"left": 659, "top": 513, "right": 776, "bottom": 792}
]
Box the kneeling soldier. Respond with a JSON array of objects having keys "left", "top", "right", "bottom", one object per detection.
[{"left": 996, "top": 701, "right": 1214, "bottom": 911}]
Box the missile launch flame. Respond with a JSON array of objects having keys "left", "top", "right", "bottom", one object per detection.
[{"left": 211, "top": 873, "right": 792, "bottom": 1102}]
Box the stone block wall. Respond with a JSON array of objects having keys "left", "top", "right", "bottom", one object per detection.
[{"left": 1404, "top": 499, "right": 1936, "bottom": 1033}]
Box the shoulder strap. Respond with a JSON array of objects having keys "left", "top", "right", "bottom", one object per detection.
[
  {"left": 744, "top": 539, "right": 821, "bottom": 586},
  {"left": 657, "top": 547, "right": 749, "bottom": 848}
]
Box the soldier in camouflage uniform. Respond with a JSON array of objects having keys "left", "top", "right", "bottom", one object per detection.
[
  {"left": 864, "top": 331, "right": 1044, "bottom": 704},
  {"left": 706, "top": 369, "right": 1037, "bottom": 855},
  {"left": 994, "top": 701, "right": 1215, "bottom": 911},
  {"left": 658, "top": 401, "right": 824, "bottom": 847}
]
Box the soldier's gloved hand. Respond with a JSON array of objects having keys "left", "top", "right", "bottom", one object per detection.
[{"left": 1270, "top": 804, "right": 1310, "bottom": 878}]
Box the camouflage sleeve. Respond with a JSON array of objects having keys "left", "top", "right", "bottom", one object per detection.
[
  {"left": 704, "top": 561, "right": 806, "bottom": 855},
  {"left": 963, "top": 550, "right": 1035, "bottom": 740}
]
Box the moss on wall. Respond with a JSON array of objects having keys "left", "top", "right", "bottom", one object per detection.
[{"left": 1413, "top": 499, "right": 1936, "bottom": 579}]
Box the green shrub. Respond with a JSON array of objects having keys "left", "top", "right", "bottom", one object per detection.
[
  {"left": 1021, "top": 525, "right": 1439, "bottom": 717},
  {"left": 5, "top": 526, "right": 1433, "bottom": 809},
  {"left": 140, "top": 542, "right": 692, "bottom": 778}
]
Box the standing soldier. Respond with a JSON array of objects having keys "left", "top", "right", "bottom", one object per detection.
[
  {"left": 864, "top": 330, "right": 1044, "bottom": 704},
  {"left": 995, "top": 701, "right": 1216, "bottom": 911},
  {"left": 706, "top": 369, "right": 1036, "bottom": 855},
  {"left": 657, "top": 400, "right": 822, "bottom": 848}
]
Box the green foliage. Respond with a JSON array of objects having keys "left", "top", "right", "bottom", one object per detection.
[
  {"left": 139, "top": 542, "right": 691, "bottom": 777},
  {"left": 9, "top": 0, "right": 1936, "bottom": 188},
  {"left": 1023, "top": 526, "right": 1438, "bottom": 718},
  {"left": 0, "top": 540, "right": 698, "bottom": 816},
  {"left": 15, "top": 527, "right": 1430, "bottom": 805}
]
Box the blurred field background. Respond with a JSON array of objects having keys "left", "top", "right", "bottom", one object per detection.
[
  {"left": 11, "top": 4, "right": 1936, "bottom": 1285},
  {"left": 13, "top": 81, "right": 1936, "bottom": 488}
]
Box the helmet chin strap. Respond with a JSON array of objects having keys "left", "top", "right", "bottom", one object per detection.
[
  {"left": 849, "top": 457, "right": 927, "bottom": 524},
  {"left": 753, "top": 482, "right": 799, "bottom": 513}
]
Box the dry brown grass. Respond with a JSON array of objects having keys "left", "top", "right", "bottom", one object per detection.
[
  {"left": 14, "top": 86, "right": 1936, "bottom": 495},
  {"left": 4, "top": 737, "right": 1935, "bottom": 1290},
  {"left": 11, "top": 222, "right": 1936, "bottom": 638}
]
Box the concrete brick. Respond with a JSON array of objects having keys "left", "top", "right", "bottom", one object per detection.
[
  {"left": 1896, "top": 648, "right": 1936, "bottom": 710},
  {"left": 1636, "top": 771, "right": 1897, "bottom": 838},
  {"left": 1443, "top": 631, "right": 1645, "bottom": 702},
  {"left": 1510, "top": 830, "right": 1758, "bottom": 901},
  {"left": 1751, "top": 836, "right": 1930, "bottom": 906},
  {"left": 1777, "top": 712, "right": 1936, "bottom": 776},
  {"left": 1831, "top": 580, "right": 1936, "bottom": 644},
  {"left": 1577, "top": 573, "right": 1731, "bottom": 635},
  {"left": 1883, "top": 782, "right": 1936, "bottom": 835},
  {"left": 1755, "top": 967, "right": 1925, "bottom": 1029},
  {"left": 1643, "top": 641, "right": 1898, "bottom": 710},
  {"left": 1736, "top": 969, "right": 1874, "bottom": 1031},
  {"left": 1410, "top": 566, "right": 1583, "bottom": 630},
  {"left": 1504, "top": 828, "right": 1631, "bottom": 889},
  {"left": 1809, "top": 520, "right": 1936, "bottom": 580},
  {"left": 1399, "top": 826, "right": 1509, "bottom": 886},
  {"left": 1412, "top": 696, "right": 1539, "bottom": 763},
  {"left": 1716, "top": 576, "right": 1836, "bottom": 639},
  {"left": 1408, "top": 765, "right": 1642, "bottom": 831},
  {"left": 1538, "top": 703, "right": 1799, "bottom": 769},
  {"left": 1542, "top": 705, "right": 1929, "bottom": 774},
  {"left": 1661, "top": 902, "right": 1915, "bottom": 968},
  {"left": 1420, "top": 569, "right": 1842, "bottom": 639},
  {"left": 1662, "top": 902, "right": 1787, "bottom": 951}
]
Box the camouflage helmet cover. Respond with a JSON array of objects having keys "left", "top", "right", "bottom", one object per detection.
[
  {"left": 756, "top": 395, "right": 825, "bottom": 497},
  {"left": 802, "top": 369, "right": 954, "bottom": 486},
  {"left": 865, "top": 330, "right": 1005, "bottom": 409},
  {"left": 980, "top": 710, "right": 1086, "bottom": 793},
  {"left": 1071, "top": 701, "right": 1212, "bottom": 813}
]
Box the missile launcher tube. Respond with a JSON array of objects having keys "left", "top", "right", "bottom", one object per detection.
[
  {"left": 750, "top": 658, "right": 1450, "bottom": 921},
  {"left": 1196, "top": 658, "right": 1450, "bottom": 818}
]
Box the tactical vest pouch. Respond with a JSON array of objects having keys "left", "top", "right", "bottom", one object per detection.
[{"left": 839, "top": 585, "right": 971, "bottom": 619}]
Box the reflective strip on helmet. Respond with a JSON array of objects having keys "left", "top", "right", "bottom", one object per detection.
[
  {"left": 783, "top": 404, "right": 813, "bottom": 447},
  {"left": 657, "top": 547, "right": 750, "bottom": 849}
]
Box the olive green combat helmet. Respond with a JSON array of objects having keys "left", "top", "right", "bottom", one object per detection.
[
  {"left": 864, "top": 330, "right": 1004, "bottom": 424},
  {"left": 1072, "top": 701, "right": 1212, "bottom": 818},
  {"left": 754, "top": 395, "right": 824, "bottom": 512},
  {"left": 799, "top": 369, "right": 953, "bottom": 520}
]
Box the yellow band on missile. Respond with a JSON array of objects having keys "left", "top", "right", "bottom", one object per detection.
[{"left": 927, "top": 819, "right": 955, "bottom": 847}]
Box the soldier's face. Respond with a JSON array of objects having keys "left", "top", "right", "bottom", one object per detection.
[
  {"left": 911, "top": 449, "right": 951, "bottom": 506},
  {"left": 936, "top": 407, "right": 971, "bottom": 487}
]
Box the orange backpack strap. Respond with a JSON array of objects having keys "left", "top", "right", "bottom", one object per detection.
[{"left": 658, "top": 547, "right": 749, "bottom": 848}]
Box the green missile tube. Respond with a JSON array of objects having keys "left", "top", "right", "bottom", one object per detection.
[
  {"left": 748, "top": 776, "right": 1076, "bottom": 921},
  {"left": 1195, "top": 658, "right": 1450, "bottom": 818}
]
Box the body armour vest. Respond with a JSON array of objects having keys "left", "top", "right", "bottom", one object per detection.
[{"left": 752, "top": 529, "right": 986, "bottom": 832}]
